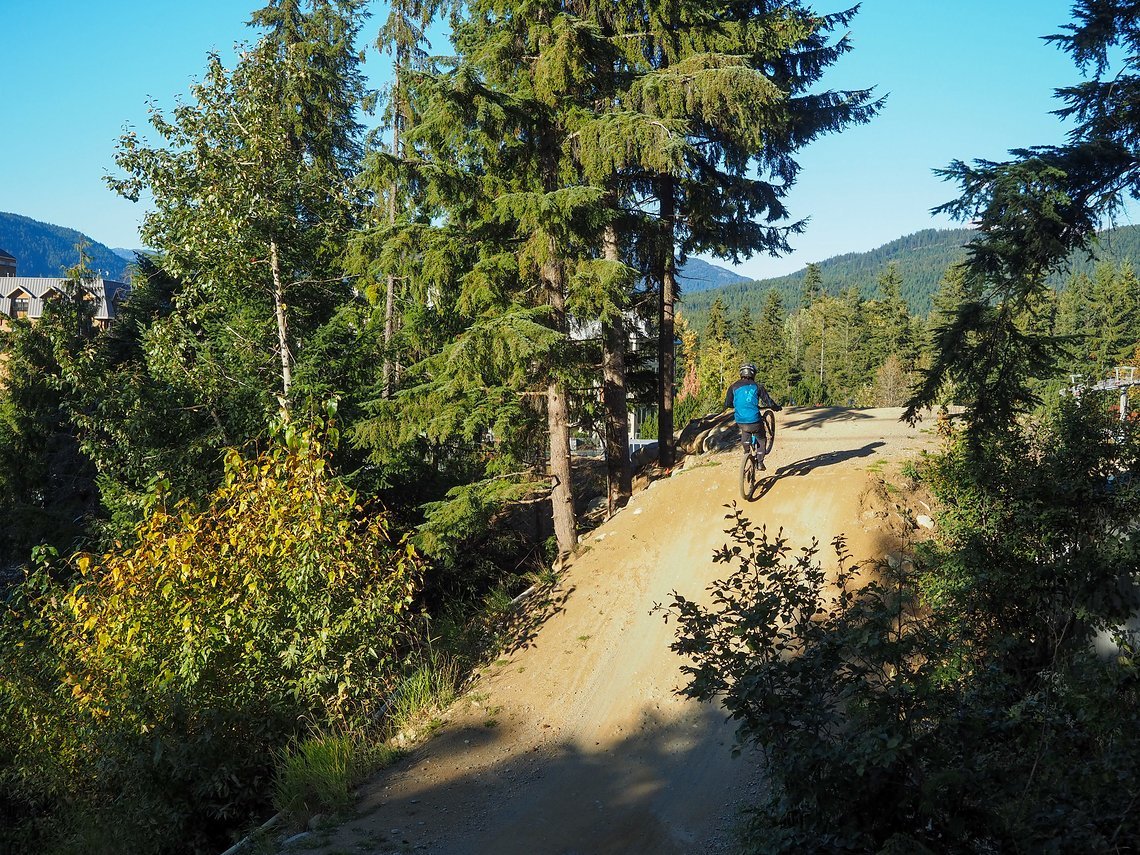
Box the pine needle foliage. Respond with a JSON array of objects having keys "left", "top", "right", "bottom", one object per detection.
[{"left": 908, "top": 1, "right": 1140, "bottom": 433}]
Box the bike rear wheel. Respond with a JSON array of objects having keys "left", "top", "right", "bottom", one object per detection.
[{"left": 763, "top": 409, "right": 776, "bottom": 455}]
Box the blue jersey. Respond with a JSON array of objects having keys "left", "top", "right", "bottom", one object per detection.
[
  {"left": 724, "top": 378, "right": 777, "bottom": 424},
  {"left": 733, "top": 382, "right": 760, "bottom": 423}
]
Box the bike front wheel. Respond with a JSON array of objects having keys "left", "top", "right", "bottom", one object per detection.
[{"left": 763, "top": 409, "right": 776, "bottom": 455}]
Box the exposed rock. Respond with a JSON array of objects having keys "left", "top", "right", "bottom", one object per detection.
[
  {"left": 631, "top": 442, "right": 659, "bottom": 471},
  {"left": 676, "top": 411, "right": 735, "bottom": 455},
  {"left": 585, "top": 495, "right": 607, "bottom": 513},
  {"left": 283, "top": 831, "right": 312, "bottom": 848}
]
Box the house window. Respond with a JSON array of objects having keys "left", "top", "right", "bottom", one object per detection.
[{"left": 13, "top": 297, "right": 29, "bottom": 317}]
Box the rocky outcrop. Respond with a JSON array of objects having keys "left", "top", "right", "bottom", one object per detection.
[{"left": 676, "top": 410, "right": 739, "bottom": 456}]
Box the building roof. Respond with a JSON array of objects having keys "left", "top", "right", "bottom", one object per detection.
[
  {"left": 0, "top": 248, "right": 15, "bottom": 262},
  {"left": 0, "top": 277, "right": 129, "bottom": 322}
]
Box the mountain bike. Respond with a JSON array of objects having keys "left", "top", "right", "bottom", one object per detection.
[{"left": 739, "top": 408, "right": 777, "bottom": 500}]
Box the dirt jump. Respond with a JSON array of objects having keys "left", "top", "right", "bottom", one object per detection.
[{"left": 293, "top": 406, "right": 942, "bottom": 855}]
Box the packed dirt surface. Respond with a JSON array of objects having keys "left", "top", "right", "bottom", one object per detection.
[{"left": 292, "top": 407, "right": 942, "bottom": 855}]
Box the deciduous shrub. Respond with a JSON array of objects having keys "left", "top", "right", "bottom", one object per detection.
[{"left": 0, "top": 422, "right": 421, "bottom": 853}]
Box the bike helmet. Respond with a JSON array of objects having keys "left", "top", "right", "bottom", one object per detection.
[{"left": 740, "top": 362, "right": 757, "bottom": 378}]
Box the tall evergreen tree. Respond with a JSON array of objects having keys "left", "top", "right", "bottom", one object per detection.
[
  {"left": 835, "top": 284, "right": 869, "bottom": 403},
  {"left": 908, "top": 0, "right": 1140, "bottom": 427},
  {"left": 1055, "top": 270, "right": 1094, "bottom": 376},
  {"left": 801, "top": 261, "right": 824, "bottom": 309},
  {"left": 869, "top": 262, "right": 917, "bottom": 370},
  {"left": 371, "top": 0, "right": 642, "bottom": 555},
  {"left": 732, "top": 304, "right": 759, "bottom": 354},
  {"left": 705, "top": 296, "right": 731, "bottom": 344},
  {"left": 1088, "top": 261, "right": 1138, "bottom": 374},
  {"left": 618, "top": 1, "right": 880, "bottom": 465},
  {"left": 755, "top": 287, "right": 789, "bottom": 396},
  {"left": 372, "top": 0, "right": 453, "bottom": 395}
]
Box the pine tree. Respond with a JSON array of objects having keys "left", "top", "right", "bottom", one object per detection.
[
  {"left": 909, "top": 1, "right": 1140, "bottom": 427},
  {"left": 1088, "top": 261, "right": 1138, "bottom": 374},
  {"left": 870, "top": 262, "right": 917, "bottom": 370},
  {"left": 835, "top": 284, "right": 869, "bottom": 404},
  {"left": 368, "top": 0, "right": 639, "bottom": 556},
  {"left": 372, "top": 0, "right": 453, "bottom": 395},
  {"left": 801, "top": 262, "right": 824, "bottom": 309},
  {"left": 732, "top": 304, "right": 758, "bottom": 354},
  {"left": 616, "top": 1, "right": 880, "bottom": 465},
  {"left": 1054, "top": 271, "right": 1091, "bottom": 377},
  {"left": 755, "top": 288, "right": 789, "bottom": 397},
  {"left": 705, "top": 297, "right": 731, "bottom": 344}
]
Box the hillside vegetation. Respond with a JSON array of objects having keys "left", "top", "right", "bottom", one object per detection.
[
  {"left": 4, "top": 1, "right": 1140, "bottom": 853},
  {"left": 0, "top": 212, "right": 132, "bottom": 280},
  {"left": 683, "top": 223, "right": 1140, "bottom": 324}
]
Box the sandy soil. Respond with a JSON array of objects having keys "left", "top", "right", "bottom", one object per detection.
[{"left": 291, "top": 407, "right": 941, "bottom": 855}]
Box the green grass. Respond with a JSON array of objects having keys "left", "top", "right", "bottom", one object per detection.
[
  {"left": 387, "top": 653, "right": 460, "bottom": 731},
  {"left": 272, "top": 734, "right": 360, "bottom": 828},
  {"left": 272, "top": 652, "right": 458, "bottom": 832}
]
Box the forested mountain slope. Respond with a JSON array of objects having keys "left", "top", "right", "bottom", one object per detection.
[
  {"left": 676, "top": 257, "right": 750, "bottom": 292},
  {"left": 0, "top": 212, "right": 132, "bottom": 280},
  {"left": 684, "top": 224, "right": 1140, "bottom": 324}
]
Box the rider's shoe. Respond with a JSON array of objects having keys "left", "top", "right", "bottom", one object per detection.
[{"left": 758, "top": 457, "right": 767, "bottom": 471}]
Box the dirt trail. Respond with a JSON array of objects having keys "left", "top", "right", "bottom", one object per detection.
[{"left": 296, "top": 407, "right": 939, "bottom": 855}]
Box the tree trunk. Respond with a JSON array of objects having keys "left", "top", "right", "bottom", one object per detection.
[
  {"left": 543, "top": 256, "right": 577, "bottom": 556},
  {"left": 546, "top": 379, "right": 576, "bottom": 556},
  {"left": 383, "top": 79, "right": 402, "bottom": 397},
  {"left": 601, "top": 223, "right": 631, "bottom": 514},
  {"left": 269, "top": 238, "right": 292, "bottom": 415},
  {"left": 657, "top": 177, "right": 677, "bottom": 468}
]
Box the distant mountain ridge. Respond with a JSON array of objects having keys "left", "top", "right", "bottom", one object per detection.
[
  {"left": 1, "top": 211, "right": 747, "bottom": 293},
  {"left": 9, "top": 212, "right": 1138, "bottom": 318},
  {"left": 683, "top": 225, "right": 1140, "bottom": 324},
  {"left": 677, "top": 257, "right": 750, "bottom": 292},
  {"left": 684, "top": 228, "right": 976, "bottom": 321},
  {"left": 0, "top": 212, "right": 132, "bottom": 280}
]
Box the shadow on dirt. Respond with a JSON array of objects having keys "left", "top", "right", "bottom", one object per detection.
[
  {"left": 498, "top": 583, "right": 577, "bottom": 656},
  {"left": 309, "top": 703, "right": 760, "bottom": 855},
  {"left": 743, "top": 442, "right": 886, "bottom": 501},
  {"left": 781, "top": 407, "right": 876, "bottom": 431}
]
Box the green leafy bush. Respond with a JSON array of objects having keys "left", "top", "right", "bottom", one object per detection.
[
  {"left": 0, "top": 423, "right": 421, "bottom": 853},
  {"left": 664, "top": 403, "right": 1140, "bottom": 852}
]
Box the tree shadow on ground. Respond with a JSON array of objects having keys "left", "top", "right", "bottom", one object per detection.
[
  {"left": 781, "top": 407, "right": 876, "bottom": 431},
  {"left": 498, "top": 582, "right": 577, "bottom": 656},
  {"left": 302, "top": 703, "right": 762, "bottom": 855},
  {"left": 744, "top": 442, "right": 886, "bottom": 501}
]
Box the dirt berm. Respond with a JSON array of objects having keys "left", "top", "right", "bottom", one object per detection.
[{"left": 292, "top": 406, "right": 942, "bottom": 855}]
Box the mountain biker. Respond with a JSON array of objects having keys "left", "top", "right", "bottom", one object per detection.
[{"left": 724, "top": 362, "right": 782, "bottom": 470}]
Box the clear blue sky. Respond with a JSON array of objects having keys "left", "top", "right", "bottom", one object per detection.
[{"left": 2, "top": 1, "right": 1098, "bottom": 278}]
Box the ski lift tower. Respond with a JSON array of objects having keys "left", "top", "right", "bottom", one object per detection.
[{"left": 1090, "top": 366, "right": 1140, "bottom": 421}]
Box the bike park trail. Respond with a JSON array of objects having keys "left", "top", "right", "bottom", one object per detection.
[{"left": 292, "top": 407, "right": 941, "bottom": 855}]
